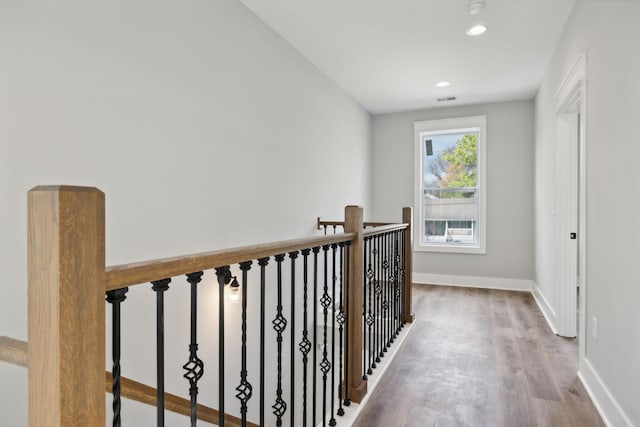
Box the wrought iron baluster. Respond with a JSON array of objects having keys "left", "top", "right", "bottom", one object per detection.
[
  {"left": 391, "top": 233, "right": 396, "bottom": 342},
  {"left": 329, "top": 244, "right": 337, "bottom": 426},
  {"left": 215, "top": 267, "right": 230, "bottom": 427},
  {"left": 344, "top": 241, "right": 352, "bottom": 407},
  {"left": 362, "top": 237, "right": 368, "bottom": 381},
  {"left": 398, "top": 230, "right": 404, "bottom": 330},
  {"left": 401, "top": 229, "right": 406, "bottom": 328},
  {"left": 258, "top": 257, "right": 269, "bottom": 427},
  {"left": 312, "top": 247, "right": 320, "bottom": 427},
  {"left": 183, "top": 272, "right": 204, "bottom": 427},
  {"left": 389, "top": 233, "right": 392, "bottom": 346},
  {"left": 106, "top": 287, "right": 128, "bottom": 427},
  {"left": 365, "top": 236, "right": 374, "bottom": 376},
  {"left": 320, "top": 245, "right": 332, "bottom": 427},
  {"left": 392, "top": 232, "right": 398, "bottom": 339},
  {"left": 383, "top": 233, "right": 390, "bottom": 354},
  {"left": 383, "top": 233, "right": 388, "bottom": 350},
  {"left": 383, "top": 232, "right": 387, "bottom": 353},
  {"left": 289, "top": 251, "right": 299, "bottom": 427},
  {"left": 392, "top": 232, "right": 397, "bottom": 336},
  {"left": 237, "top": 262, "right": 253, "bottom": 427},
  {"left": 375, "top": 234, "right": 382, "bottom": 365},
  {"left": 395, "top": 231, "right": 402, "bottom": 337},
  {"left": 336, "top": 242, "right": 346, "bottom": 417},
  {"left": 388, "top": 233, "right": 393, "bottom": 346},
  {"left": 388, "top": 233, "right": 392, "bottom": 343},
  {"left": 380, "top": 233, "right": 385, "bottom": 355},
  {"left": 151, "top": 278, "right": 171, "bottom": 427},
  {"left": 272, "top": 254, "right": 287, "bottom": 427},
  {"left": 380, "top": 234, "right": 385, "bottom": 356},
  {"left": 299, "top": 249, "right": 312, "bottom": 427}
]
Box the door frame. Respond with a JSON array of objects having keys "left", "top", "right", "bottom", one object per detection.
[{"left": 554, "top": 54, "right": 587, "bottom": 359}]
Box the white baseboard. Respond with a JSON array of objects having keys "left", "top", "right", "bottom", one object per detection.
[
  {"left": 531, "top": 283, "right": 558, "bottom": 335},
  {"left": 412, "top": 272, "right": 533, "bottom": 292},
  {"left": 578, "top": 358, "right": 635, "bottom": 427}
]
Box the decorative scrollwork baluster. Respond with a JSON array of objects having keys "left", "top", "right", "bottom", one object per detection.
[
  {"left": 258, "top": 257, "right": 269, "bottom": 427},
  {"left": 365, "top": 237, "right": 375, "bottom": 376},
  {"left": 299, "top": 249, "right": 312, "bottom": 427},
  {"left": 362, "top": 237, "right": 368, "bottom": 382},
  {"left": 183, "top": 272, "right": 204, "bottom": 427},
  {"left": 320, "top": 245, "right": 332, "bottom": 427},
  {"left": 383, "top": 233, "right": 390, "bottom": 354},
  {"left": 388, "top": 233, "right": 396, "bottom": 345},
  {"left": 374, "top": 235, "right": 382, "bottom": 365},
  {"left": 329, "top": 243, "right": 338, "bottom": 426},
  {"left": 272, "top": 254, "right": 287, "bottom": 426},
  {"left": 235, "top": 261, "right": 253, "bottom": 427},
  {"left": 395, "top": 231, "right": 402, "bottom": 337},
  {"left": 400, "top": 229, "right": 406, "bottom": 328},
  {"left": 336, "top": 242, "right": 346, "bottom": 417}
]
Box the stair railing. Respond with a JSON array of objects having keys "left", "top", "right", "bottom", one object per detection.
[{"left": 18, "top": 185, "right": 414, "bottom": 426}]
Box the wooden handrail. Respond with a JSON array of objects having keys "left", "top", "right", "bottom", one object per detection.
[
  {"left": 0, "top": 336, "right": 27, "bottom": 367},
  {"left": 106, "top": 232, "right": 356, "bottom": 291},
  {"left": 364, "top": 221, "right": 393, "bottom": 228},
  {"left": 316, "top": 218, "right": 345, "bottom": 229},
  {"left": 105, "top": 372, "right": 257, "bottom": 427},
  {"left": 317, "top": 218, "right": 392, "bottom": 230},
  {"left": 362, "top": 223, "right": 409, "bottom": 237}
]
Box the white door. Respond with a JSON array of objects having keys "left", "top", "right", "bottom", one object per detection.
[
  {"left": 555, "top": 112, "right": 579, "bottom": 338},
  {"left": 554, "top": 54, "right": 586, "bottom": 345}
]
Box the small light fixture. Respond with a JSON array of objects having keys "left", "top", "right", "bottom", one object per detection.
[
  {"left": 227, "top": 276, "right": 240, "bottom": 303},
  {"left": 218, "top": 268, "right": 241, "bottom": 303},
  {"left": 435, "top": 81, "right": 451, "bottom": 88},
  {"left": 466, "top": 24, "right": 487, "bottom": 36}
]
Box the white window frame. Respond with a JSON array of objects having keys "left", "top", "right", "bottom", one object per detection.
[{"left": 414, "top": 115, "right": 487, "bottom": 254}]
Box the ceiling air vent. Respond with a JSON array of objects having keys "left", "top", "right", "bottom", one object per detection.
[{"left": 436, "top": 96, "right": 457, "bottom": 102}]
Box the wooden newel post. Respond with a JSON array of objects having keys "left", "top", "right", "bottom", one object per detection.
[
  {"left": 402, "top": 207, "right": 414, "bottom": 323},
  {"left": 28, "top": 186, "right": 106, "bottom": 427},
  {"left": 344, "top": 205, "right": 367, "bottom": 402}
]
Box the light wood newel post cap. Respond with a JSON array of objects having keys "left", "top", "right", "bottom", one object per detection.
[{"left": 29, "top": 185, "right": 104, "bottom": 194}]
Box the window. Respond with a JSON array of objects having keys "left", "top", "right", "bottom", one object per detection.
[{"left": 414, "top": 116, "right": 486, "bottom": 254}]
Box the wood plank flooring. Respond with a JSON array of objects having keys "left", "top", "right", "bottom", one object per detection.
[{"left": 353, "top": 285, "right": 604, "bottom": 427}]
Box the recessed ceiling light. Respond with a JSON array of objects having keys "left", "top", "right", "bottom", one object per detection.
[
  {"left": 435, "top": 81, "right": 451, "bottom": 88},
  {"left": 466, "top": 24, "right": 487, "bottom": 36}
]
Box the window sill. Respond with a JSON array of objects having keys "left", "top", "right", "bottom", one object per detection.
[{"left": 414, "top": 243, "right": 486, "bottom": 255}]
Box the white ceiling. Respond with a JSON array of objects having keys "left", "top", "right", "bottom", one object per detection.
[{"left": 238, "top": 0, "right": 575, "bottom": 114}]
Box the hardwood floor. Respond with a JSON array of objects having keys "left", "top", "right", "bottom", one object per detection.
[{"left": 353, "top": 285, "right": 604, "bottom": 427}]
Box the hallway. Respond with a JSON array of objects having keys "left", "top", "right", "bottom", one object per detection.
[{"left": 353, "top": 285, "right": 604, "bottom": 427}]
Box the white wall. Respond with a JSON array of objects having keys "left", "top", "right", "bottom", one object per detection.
[
  {"left": 0, "top": 0, "right": 371, "bottom": 425},
  {"left": 371, "top": 100, "right": 535, "bottom": 287},
  {"left": 534, "top": 1, "right": 640, "bottom": 425}
]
